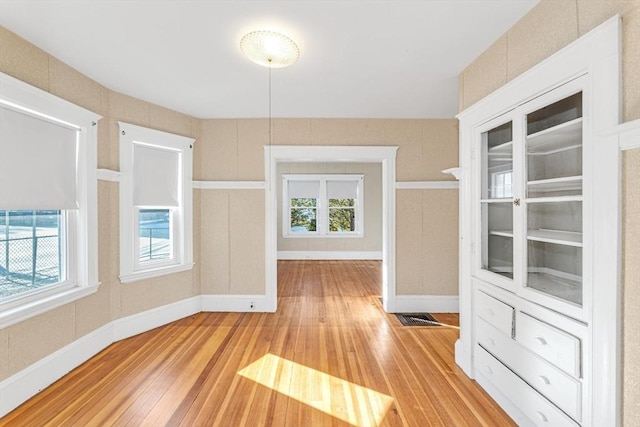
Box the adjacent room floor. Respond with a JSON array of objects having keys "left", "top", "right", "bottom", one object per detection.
[{"left": 2, "top": 260, "right": 514, "bottom": 426}]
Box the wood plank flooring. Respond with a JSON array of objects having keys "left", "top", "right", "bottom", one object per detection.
[{"left": 1, "top": 260, "right": 515, "bottom": 426}]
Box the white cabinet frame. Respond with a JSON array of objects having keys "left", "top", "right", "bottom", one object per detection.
[{"left": 456, "top": 16, "right": 621, "bottom": 427}]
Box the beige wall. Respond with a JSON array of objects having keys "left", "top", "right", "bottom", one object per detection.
[
  {"left": 199, "top": 189, "right": 265, "bottom": 295},
  {"left": 0, "top": 26, "right": 201, "bottom": 380},
  {"left": 396, "top": 189, "right": 459, "bottom": 296},
  {"left": 197, "top": 118, "right": 459, "bottom": 297},
  {"left": 459, "top": 1, "right": 640, "bottom": 425},
  {"left": 622, "top": 148, "right": 640, "bottom": 426},
  {"left": 276, "top": 162, "right": 382, "bottom": 253}
]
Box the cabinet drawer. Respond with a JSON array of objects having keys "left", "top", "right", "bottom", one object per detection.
[
  {"left": 475, "top": 290, "right": 514, "bottom": 336},
  {"left": 516, "top": 312, "right": 581, "bottom": 378},
  {"left": 477, "top": 318, "right": 582, "bottom": 421},
  {"left": 475, "top": 346, "right": 579, "bottom": 427}
]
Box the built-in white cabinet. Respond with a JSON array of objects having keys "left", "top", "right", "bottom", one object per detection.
[
  {"left": 456, "top": 16, "right": 622, "bottom": 427},
  {"left": 476, "top": 77, "right": 586, "bottom": 320}
]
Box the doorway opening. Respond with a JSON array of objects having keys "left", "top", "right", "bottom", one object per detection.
[{"left": 264, "top": 145, "right": 398, "bottom": 313}]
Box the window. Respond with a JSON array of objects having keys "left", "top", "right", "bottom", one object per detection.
[
  {"left": 119, "top": 122, "right": 194, "bottom": 282},
  {"left": 282, "top": 175, "right": 363, "bottom": 237},
  {"left": 0, "top": 72, "right": 100, "bottom": 328},
  {"left": 491, "top": 170, "right": 513, "bottom": 198}
]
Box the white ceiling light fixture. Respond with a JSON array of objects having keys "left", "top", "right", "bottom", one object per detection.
[{"left": 240, "top": 30, "right": 300, "bottom": 68}]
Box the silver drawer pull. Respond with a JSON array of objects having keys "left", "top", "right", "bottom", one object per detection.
[
  {"left": 536, "top": 411, "right": 548, "bottom": 423},
  {"left": 487, "top": 308, "right": 495, "bottom": 316},
  {"left": 534, "top": 336, "right": 548, "bottom": 346},
  {"left": 488, "top": 338, "right": 496, "bottom": 346},
  {"left": 485, "top": 366, "right": 493, "bottom": 375},
  {"left": 538, "top": 375, "right": 551, "bottom": 385}
]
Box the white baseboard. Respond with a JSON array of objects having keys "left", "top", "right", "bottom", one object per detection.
[
  {"left": 0, "top": 296, "right": 201, "bottom": 417},
  {"left": 112, "top": 296, "right": 202, "bottom": 341},
  {"left": 201, "top": 295, "right": 272, "bottom": 312},
  {"left": 277, "top": 251, "right": 383, "bottom": 260},
  {"left": 394, "top": 295, "right": 459, "bottom": 313},
  {"left": 0, "top": 323, "right": 113, "bottom": 417}
]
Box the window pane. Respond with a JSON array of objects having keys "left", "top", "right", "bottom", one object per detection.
[
  {"left": 290, "top": 208, "right": 317, "bottom": 232},
  {"left": 329, "top": 198, "right": 355, "bottom": 207},
  {"left": 0, "top": 210, "right": 62, "bottom": 299},
  {"left": 139, "top": 209, "right": 171, "bottom": 262},
  {"left": 329, "top": 208, "right": 355, "bottom": 232},
  {"left": 291, "top": 198, "right": 316, "bottom": 208}
]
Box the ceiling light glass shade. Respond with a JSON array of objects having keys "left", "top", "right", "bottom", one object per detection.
[{"left": 240, "top": 30, "right": 300, "bottom": 68}]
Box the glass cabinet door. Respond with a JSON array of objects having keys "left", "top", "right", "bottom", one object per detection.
[
  {"left": 524, "top": 92, "right": 583, "bottom": 306},
  {"left": 480, "top": 121, "right": 514, "bottom": 279}
]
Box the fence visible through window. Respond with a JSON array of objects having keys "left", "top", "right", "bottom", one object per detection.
[
  {"left": 139, "top": 209, "right": 171, "bottom": 263},
  {"left": 0, "top": 211, "right": 62, "bottom": 299}
]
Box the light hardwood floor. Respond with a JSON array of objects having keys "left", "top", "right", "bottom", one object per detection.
[{"left": 1, "top": 260, "right": 514, "bottom": 426}]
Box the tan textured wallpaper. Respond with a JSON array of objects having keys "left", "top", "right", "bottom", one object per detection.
[
  {"left": 197, "top": 118, "right": 459, "bottom": 297},
  {"left": 396, "top": 189, "right": 459, "bottom": 296},
  {"left": 622, "top": 148, "right": 640, "bottom": 427},
  {"left": 459, "top": 1, "right": 640, "bottom": 425}
]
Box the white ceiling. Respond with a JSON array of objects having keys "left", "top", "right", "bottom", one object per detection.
[{"left": 0, "top": 1, "right": 538, "bottom": 119}]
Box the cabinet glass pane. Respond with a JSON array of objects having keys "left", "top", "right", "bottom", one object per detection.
[
  {"left": 528, "top": 201, "right": 582, "bottom": 236},
  {"left": 527, "top": 93, "right": 583, "bottom": 198},
  {"left": 482, "top": 202, "right": 513, "bottom": 278},
  {"left": 524, "top": 91, "right": 584, "bottom": 307},
  {"left": 526, "top": 201, "right": 582, "bottom": 304},
  {"left": 527, "top": 241, "right": 582, "bottom": 306},
  {"left": 483, "top": 122, "right": 513, "bottom": 200}
]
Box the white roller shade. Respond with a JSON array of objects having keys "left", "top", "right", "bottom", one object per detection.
[
  {"left": 327, "top": 180, "right": 359, "bottom": 199},
  {"left": 288, "top": 180, "right": 320, "bottom": 199},
  {"left": 0, "top": 105, "right": 78, "bottom": 210},
  {"left": 133, "top": 143, "right": 180, "bottom": 207}
]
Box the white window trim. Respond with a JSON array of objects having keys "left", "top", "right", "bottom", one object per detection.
[
  {"left": 282, "top": 174, "right": 364, "bottom": 238},
  {"left": 118, "top": 122, "right": 194, "bottom": 283},
  {"left": 0, "top": 72, "right": 101, "bottom": 329}
]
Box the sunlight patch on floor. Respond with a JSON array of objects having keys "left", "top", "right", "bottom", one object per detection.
[{"left": 237, "top": 353, "right": 394, "bottom": 427}]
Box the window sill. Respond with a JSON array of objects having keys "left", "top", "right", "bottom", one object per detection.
[
  {"left": 120, "top": 262, "right": 194, "bottom": 284},
  {"left": 0, "top": 282, "right": 101, "bottom": 329}
]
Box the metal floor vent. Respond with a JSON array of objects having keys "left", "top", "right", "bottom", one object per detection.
[{"left": 396, "top": 313, "right": 441, "bottom": 326}]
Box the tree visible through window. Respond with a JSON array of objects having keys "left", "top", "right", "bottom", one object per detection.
[
  {"left": 329, "top": 198, "right": 355, "bottom": 232},
  {"left": 283, "top": 174, "right": 363, "bottom": 237},
  {"left": 290, "top": 198, "right": 317, "bottom": 232}
]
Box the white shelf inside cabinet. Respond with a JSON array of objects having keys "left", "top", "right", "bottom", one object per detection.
[
  {"left": 527, "top": 271, "right": 582, "bottom": 306},
  {"left": 488, "top": 140, "right": 513, "bottom": 155},
  {"left": 489, "top": 230, "right": 514, "bottom": 238},
  {"left": 527, "top": 229, "right": 582, "bottom": 247},
  {"left": 480, "top": 198, "right": 513, "bottom": 203},
  {"left": 527, "top": 175, "right": 582, "bottom": 193},
  {"left": 526, "top": 195, "right": 582, "bottom": 204},
  {"left": 527, "top": 118, "right": 582, "bottom": 155}
]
